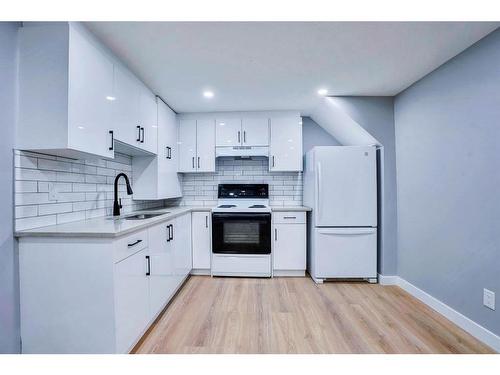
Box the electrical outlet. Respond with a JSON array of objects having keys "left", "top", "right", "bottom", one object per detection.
[
  {"left": 48, "top": 182, "right": 59, "bottom": 201},
  {"left": 483, "top": 289, "right": 495, "bottom": 311}
]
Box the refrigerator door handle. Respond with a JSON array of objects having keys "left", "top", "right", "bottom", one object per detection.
[
  {"left": 318, "top": 228, "right": 377, "bottom": 235},
  {"left": 316, "top": 162, "right": 321, "bottom": 223}
]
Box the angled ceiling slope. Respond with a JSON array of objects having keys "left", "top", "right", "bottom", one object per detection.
[{"left": 85, "top": 22, "right": 499, "bottom": 113}]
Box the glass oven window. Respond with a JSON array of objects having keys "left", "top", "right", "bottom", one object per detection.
[{"left": 212, "top": 213, "right": 271, "bottom": 254}]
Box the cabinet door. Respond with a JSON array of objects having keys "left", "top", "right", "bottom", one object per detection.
[
  {"left": 216, "top": 118, "right": 241, "bottom": 147},
  {"left": 178, "top": 119, "right": 197, "bottom": 172},
  {"left": 196, "top": 119, "right": 216, "bottom": 172},
  {"left": 139, "top": 86, "right": 158, "bottom": 154},
  {"left": 273, "top": 224, "right": 306, "bottom": 271},
  {"left": 192, "top": 212, "right": 211, "bottom": 270},
  {"left": 114, "top": 248, "right": 150, "bottom": 353},
  {"left": 112, "top": 65, "right": 141, "bottom": 146},
  {"left": 242, "top": 117, "right": 269, "bottom": 146},
  {"left": 173, "top": 213, "right": 192, "bottom": 281},
  {"left": 148, "top": 222, "right": 177, "bottom": 319},
  {"left": 67, "top": 25, "right": 114, "bottom": 159},
  {"left": 269, "top": 115, "right": 303, "bottom": 172},
  {"left": 158, "top": 101, "right": 182, "bottom": 198}
]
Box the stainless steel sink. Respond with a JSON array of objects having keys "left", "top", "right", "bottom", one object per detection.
[{"left": 124, "top": 213, "right": 167, "bottom": 220}]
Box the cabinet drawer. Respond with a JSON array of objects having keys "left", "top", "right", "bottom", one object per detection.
[
  {"left": 114, "top": 229, "right": 148, "bottom": 263},
  {"left": 273, "top": 211, "right": 306, "bottom": 224}
]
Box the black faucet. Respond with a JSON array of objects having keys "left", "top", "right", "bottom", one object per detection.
[{"left": 113, "top": 173, "right": 134, "bottom": 216}]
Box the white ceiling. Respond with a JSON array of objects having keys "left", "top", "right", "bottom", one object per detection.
[{"left": 85, "top": 22, "right": 498, "bottom": 113}]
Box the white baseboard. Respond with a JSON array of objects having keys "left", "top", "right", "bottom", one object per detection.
[
  {"left": 378, "top": 274, "right": 500, "bottom": 353},
  {"left": 378, "top": 274, "right": 399, "bottom": 285},
  {"left": 190, "top": 269, "right": 211, "bottom": 276}
]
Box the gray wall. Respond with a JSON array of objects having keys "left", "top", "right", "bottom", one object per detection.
[
  {"left": 302, "top": 116, "right": 341, "bottom": 152},
  {"left": 394, "top": 29, "right": 500, "bottom": 336},
  {"left": 325, "top": 98, "right": 398, "bottom": 276},
  {"left": 0, "top": 22, "right": 21, "bottom": 353}
]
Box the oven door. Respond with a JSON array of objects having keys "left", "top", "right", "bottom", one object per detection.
[{"left": 212, "top": 212, "right": 271, "bottom": 254}]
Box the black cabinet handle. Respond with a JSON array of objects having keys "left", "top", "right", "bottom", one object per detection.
[
  {"left": 243, "top": 130, "right": 246, "bottom": 143},
  {"left": 166, "top": 225, "right": 171, "bottom": 242},
  {"left": 170, "top": 224, "right": 174, "bottom": 241},
  {"left": 275, "top": 228, "right": 277, "bottom": 241},
  {"left": 272, "top": 155, "right": 275, "bottom": 168},
  {"left": 166, "top": 146, "right": 172, "bottom": 159},
  {"left": 140, "top": 127, "right": 145, "bottom": 143},
  {"left": 205, "top": 215, "right": 208, "bottom": 228},
  {"left": 197, "top": 157, "right": 200, "bottom": 169},
  {"left": 136, "top": 126, "right": 141, "bottom": 142},
  {"left": 284, "top": 216, "right": 296, "bottom": 219},
  {"left": 238, "top": 131, "right": 241, "bottom": 143},
  {"left": 145, "top": 255, "right": 151, "bottom": 276},
  {"left": 192, "top": 157, "right": 195, "bottom": 169},
  {"left": 109, "top": 130, "right": 114, "bottom": 151},
  {"left": 127, "top": 239, "right": 143, "bottom": 247}
]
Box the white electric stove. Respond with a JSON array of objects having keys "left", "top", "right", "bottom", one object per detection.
[{"left": 211, "top": 184, "right": 272, "bottom": 277}]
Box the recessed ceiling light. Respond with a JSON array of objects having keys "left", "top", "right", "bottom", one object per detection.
[
  {"left": 203, "top": 90, "right": 214, "bottom": 98},
  {"left": 105, "top": 95, "right": 116, "bottom": 101},
  {"left": 317, "top": 88, "right": 328, "bottom": 96}
]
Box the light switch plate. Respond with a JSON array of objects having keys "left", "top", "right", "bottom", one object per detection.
[{"left": 483, "top": 289, "right": 495, "bottom": 310}]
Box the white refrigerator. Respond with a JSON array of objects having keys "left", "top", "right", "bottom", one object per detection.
[{"left": 304, "top": 146, "right": 378, "bottom": 283}]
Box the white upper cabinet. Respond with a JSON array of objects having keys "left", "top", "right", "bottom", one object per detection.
[
  {"left": 138, "top": 86, "right": 158, "bottom": 154},
  {"left": 241, "top": 117, "right": 269, "bottom": 146},
  {"left": 216, "top": 118, "right": 241, "bottom": 146},
  {"left": 17, "top": 22, "right": 158, "bottom": 160},
  {"left": 112, "top": 65, "right": 141, "bottom": 146},
  {"left": 132, "top": 100, "right": 182, "bottom": 200},
  {"left": 215, "top": 116, "right": 269, "bottom": 147},
  {"left": 178, "top": 117, "right": 216, "bottom": 173},
  {"left": 269, "top": 114, "right": 303, "bottom": 172},
  {"left": 17, "top": 23, "right": 115, "bottom": 159},
  {"left": 196, "top": 119, "right": 216, "bottom": 172},
  {"left": 178, "top": 119, "right": 198, "bottom": 172},
  {"left": 67, "top": 25, "right": 115, "bottom": 159}
]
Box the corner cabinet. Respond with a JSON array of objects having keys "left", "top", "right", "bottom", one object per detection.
[
  {"left": 18, "top": 22, "right": 115, "bottom": 159},
  {"left": 178, "top": 118, "right": 216, "bottom": 173},
  {"left": 269, "top": 114, "right": 303, "bottom": 172},
  {"left": 132, "top": 99, "right": 182, "bottom": 200},
  {"left": 18, "top": 212, "right": 192, "bottom": 354},
  {"left": 17, "top": 22, "right": 158, "bottom": 160}
]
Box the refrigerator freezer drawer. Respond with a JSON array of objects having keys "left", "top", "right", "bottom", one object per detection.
[{"left": 314, "top": 227, "right": 377, "bottom": 278}]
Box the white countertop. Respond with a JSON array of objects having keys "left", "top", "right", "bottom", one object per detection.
[{"left": 15, "top": 205, "right": 312, "bottom": 238}]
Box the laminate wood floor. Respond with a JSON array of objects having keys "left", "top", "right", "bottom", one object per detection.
[{"left": 133, "top": 276, "right": 494, "bottom": 354}]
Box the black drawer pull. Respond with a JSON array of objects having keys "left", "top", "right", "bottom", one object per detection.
[
  {"left": 283, "top": 216, "right": 297, "bottom": 219},
  {"left": 127, "top": 239, "right": 143, "bottom": 247},
  {"left": 136, "top": 125, "right": 141, "bottom": 142}
]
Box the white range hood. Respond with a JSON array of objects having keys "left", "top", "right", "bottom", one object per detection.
[{"left": 216, "top": 146, "right": 269, "bottom": 158}]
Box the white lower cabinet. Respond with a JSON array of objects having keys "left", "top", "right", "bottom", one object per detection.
[
  {"left": 114, "top": 248, "right": 150, "bottom": 354},
  {"left": 272, "top": 212, "right": 307, "bottom": 276},
  {"left": 191, "top": 211, "right": 211, "bottom": 273},
  {"left": 148, "top": 221, "right": 177, "bottom": 319},
  {"left": 18, "top": 212, "right": 193, "bottom": 354}
]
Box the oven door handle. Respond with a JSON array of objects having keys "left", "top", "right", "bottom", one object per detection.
[{"left": 212, "top": 213, "right": 271, "bottom": 220}]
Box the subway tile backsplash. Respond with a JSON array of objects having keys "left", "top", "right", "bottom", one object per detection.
[
  {"left": 179, "top": 157, "right": 302, "bottom": 207},
  {"left": 13, "top": 150, "right": 166, "bottom": 231},
  {"left": 14, "top": 153, "right": 302, "bottom": 231}
]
